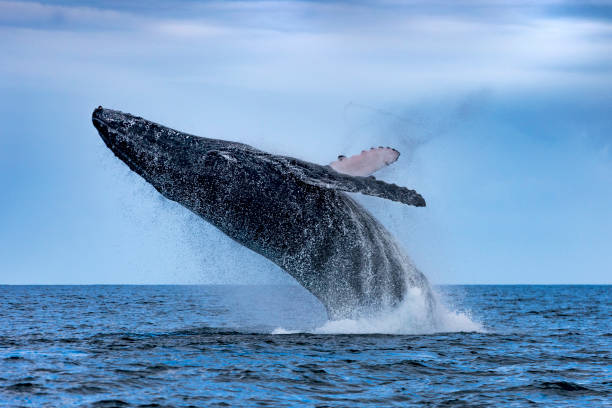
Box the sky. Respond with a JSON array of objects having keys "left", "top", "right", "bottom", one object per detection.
[{"left": 0, "top": 0, "right": 611, "bottom": 284}]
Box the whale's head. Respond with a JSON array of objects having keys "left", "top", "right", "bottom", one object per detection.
[{"left": 92, "top": 106, "right": 235, "bottom": 205}]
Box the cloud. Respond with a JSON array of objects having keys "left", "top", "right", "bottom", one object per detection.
[
  {"left": 0, "top": 0, "right": 139, "bottom": 30},
  {"left": 1, "top": 0, "right": 611, "bottom": 96}
]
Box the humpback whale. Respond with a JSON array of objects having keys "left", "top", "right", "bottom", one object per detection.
[{"left": 92, "top": 107, "right": 432, "bottom": 319}]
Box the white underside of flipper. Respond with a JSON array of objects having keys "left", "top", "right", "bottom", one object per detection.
[{"left": 329, "top": 147, "right": 400, "bottom": 177}]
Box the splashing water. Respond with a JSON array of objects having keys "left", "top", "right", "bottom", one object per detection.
[{"left": 272, "top": 287, "right": 483, "bottom": 335}]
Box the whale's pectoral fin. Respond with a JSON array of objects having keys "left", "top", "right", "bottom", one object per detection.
[
  {"left": 329, "top": 147, "right": 400, "bottom": 177},
  {"left": 279, "top": 157, "right": 426, "bottom": 207}
]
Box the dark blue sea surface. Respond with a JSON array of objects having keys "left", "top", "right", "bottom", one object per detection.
[{"left": 0, "top": 285, "right": 609, "bottom": 407}]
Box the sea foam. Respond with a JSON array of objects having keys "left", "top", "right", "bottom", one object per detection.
[{"left": 272, "top": 287, "right": 483, "bottom": 335}]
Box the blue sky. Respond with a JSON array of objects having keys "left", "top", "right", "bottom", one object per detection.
[{"left": 0, "top": 0, "right": 611, "bottom": 284}]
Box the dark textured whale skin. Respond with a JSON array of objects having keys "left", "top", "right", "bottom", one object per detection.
[{"left": 92, "top": 107, "right": 431, "bottom": 319}]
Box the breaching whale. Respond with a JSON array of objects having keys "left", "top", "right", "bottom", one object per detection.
[{"left": 92, "top": 107, "right": 433, "bottom": 319}]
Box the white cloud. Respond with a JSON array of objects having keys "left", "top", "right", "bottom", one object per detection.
[{"left": 0, "top": 0, "right": 611, "bottom": 97}]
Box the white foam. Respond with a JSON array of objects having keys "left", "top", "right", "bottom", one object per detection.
[
  {"left": 270, "top": 327, "right": 301, "bottom": 335},
  {"left": 272, "top": 287, "right": 483, "bottom": 335}
]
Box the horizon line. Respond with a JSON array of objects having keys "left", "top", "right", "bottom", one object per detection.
[{"left": 0, "top": 283, "right": 609, "bottom": 286}]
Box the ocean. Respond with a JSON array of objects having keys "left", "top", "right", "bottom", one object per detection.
[{"left": 0, "top": 285, "right": 609, "bottom": 407}]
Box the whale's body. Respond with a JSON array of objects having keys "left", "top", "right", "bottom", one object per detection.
[{"left": 93, "top": 107, "right": 432, "bottom": 319}]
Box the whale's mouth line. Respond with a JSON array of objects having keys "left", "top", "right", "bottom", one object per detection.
[{"left": 94, "top": 117, "right": 147, "bottom": 177}]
